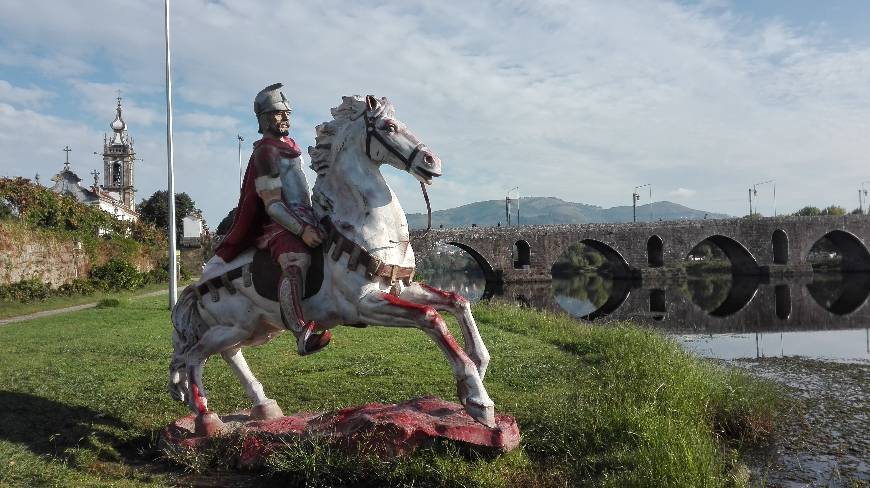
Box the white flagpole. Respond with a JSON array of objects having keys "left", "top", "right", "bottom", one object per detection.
[{"left": 164, "top": 0, "right": 178, "bottom": 308}]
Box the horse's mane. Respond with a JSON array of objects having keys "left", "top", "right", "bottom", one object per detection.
[{"left": 308, "top": 95, "right": 395, "bottom": 176}]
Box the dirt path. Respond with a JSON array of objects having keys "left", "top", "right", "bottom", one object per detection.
[{"left": 0, "top": 289, "right": 167, "bottom": 326}]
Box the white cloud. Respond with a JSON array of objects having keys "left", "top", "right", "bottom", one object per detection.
[
  {"left": 669, "top": 188, "right": 697, "bottom": 199},
  {"left": 1, "top": 0, "right": 870, "bottom": 225},
  {"left": 0, "top": 80, "right": 54, "bottom": 107}
]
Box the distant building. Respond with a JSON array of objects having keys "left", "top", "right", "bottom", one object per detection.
[
  {"left": 49, "top": 96, "right": 139, "bottom": 222},
  {"left": 182, "top": 213, "right": 204, "bottom": 247}
]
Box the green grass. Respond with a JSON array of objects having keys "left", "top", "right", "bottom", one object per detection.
[{"left": 0, "top": 296, "right": 784, "bottom": 487}]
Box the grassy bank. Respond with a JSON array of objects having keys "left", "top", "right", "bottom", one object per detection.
[{"left": 0, "top": 296, "right": 783, "bottom": 487}]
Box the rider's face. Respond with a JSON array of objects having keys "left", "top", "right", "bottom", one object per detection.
[{"left": 267, "top": 110, "right": 290, "bottom": 137}]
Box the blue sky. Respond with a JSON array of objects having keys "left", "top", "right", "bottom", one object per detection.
[{"left": 1, "top": 0, "right": 869, "bottom": 227}]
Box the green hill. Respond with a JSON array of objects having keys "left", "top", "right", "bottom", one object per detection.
[{"left": 407, "top": 197, "right": 729, "bottom": 229}]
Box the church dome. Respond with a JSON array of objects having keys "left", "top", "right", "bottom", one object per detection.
[{"left": 111, "top": 111, "right": 127, "bottom": 131}]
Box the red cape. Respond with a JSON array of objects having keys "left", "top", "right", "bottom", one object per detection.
[{"left": 214, "top": 136, "right": 302, "bottom": 262}]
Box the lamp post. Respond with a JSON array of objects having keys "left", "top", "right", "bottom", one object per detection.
[
  {"left": 164, "top": 0, "right": 178, "bottom": 308},
  {"left": 752, "top": 180, "right": 774, "bottom": 217},
  {"left": 507, "top": 186, "right": 519, "bottom": 227},
  {"left": 633, "top": 184, "right": 650, "bottom": 222},
  {"left": 859, "top": 180, "right": 870, "bottom": 214},
  {"left": 237, "top": 134, "right": 244, "bottom": 192}
]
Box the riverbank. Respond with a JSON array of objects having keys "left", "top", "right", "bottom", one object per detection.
[
  {"left": 0, "top": 297, "right": 784, "bottom": 486},
  {"left": 732, "top": 357, "right": 869, "bottom": 486}
]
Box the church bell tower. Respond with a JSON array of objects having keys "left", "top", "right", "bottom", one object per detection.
[{"left": 102, "top": 95, "right": 136, "bottom": 210}]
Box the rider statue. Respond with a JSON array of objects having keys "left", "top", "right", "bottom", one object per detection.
[{"left": 213, "top": 83, "right": 331, "bottom": 356}]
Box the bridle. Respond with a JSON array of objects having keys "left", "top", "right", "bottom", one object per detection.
[
  {"left": 363, "top": 112, "right": 427, "bottom": 173},
  {"left": 362, "top": 111, "right": 433, "bottom": 233}
]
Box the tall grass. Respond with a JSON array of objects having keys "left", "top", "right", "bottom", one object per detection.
[{"left": 0, "top": 296, "right": 783, "bottom": 487}]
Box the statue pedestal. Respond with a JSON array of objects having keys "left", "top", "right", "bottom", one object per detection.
[{"left": 161, "top": 396, "right": 521, "bottom": 466}]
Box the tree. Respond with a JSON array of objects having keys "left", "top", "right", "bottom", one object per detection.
[
  {"left": 850, "top": 207, "right": 864, "bottom": 215},
  {"left": 215, "top": 208, "right": 237, "bottom": 236},
  {"left": 794, "top": 206, "right": 821, "bottom": 216},
  {"left": 138, "top": 190, "right": 198, "bottom": 241},
  {"left": 821, "top": 205, "right": 846, "bottom": 216}
]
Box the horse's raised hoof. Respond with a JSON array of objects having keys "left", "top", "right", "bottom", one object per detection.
[
  {"left": 249, "top": 399, "right": 284, "bottom": 421},
  {"left": 463, "top": 401, "right": 497, "bottom": 429},
  {"left": 194, "top": 412, "right": 225, "bottom": 437}
]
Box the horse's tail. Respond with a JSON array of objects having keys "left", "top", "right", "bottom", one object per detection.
[{"left": 168, "top": 285, "right": 206, "bottom": 403}]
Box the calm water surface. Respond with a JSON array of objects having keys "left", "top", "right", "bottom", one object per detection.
[{"left": 426, "top": 271, "right": 870, "bottom": 363}]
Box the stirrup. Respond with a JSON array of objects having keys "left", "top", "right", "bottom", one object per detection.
[{"left": 279, "top": 269, "right": 331, "bottom": 356}]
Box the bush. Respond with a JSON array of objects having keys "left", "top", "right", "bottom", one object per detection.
[
  {"left": 96, "top": 298, "right": 121, "bottom": 308},
  {"left": 90, "top": 259, "right": 145, "bottom": 291},
  {"left": 57, "top": 278, "right": 96, "bottom": 296},
  {"left": 0, "top": 279, "right": 52, "bottom": 302}
]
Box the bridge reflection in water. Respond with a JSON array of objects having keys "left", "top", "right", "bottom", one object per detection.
[{"left": 424, "top": 272, "right": 870, "bottom": 362}]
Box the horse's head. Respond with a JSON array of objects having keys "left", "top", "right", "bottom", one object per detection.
[{"left": 358, "top": 95, "right": 442, "bottom": 185}]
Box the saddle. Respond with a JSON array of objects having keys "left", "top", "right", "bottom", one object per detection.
[{"left": 194, "top": 217, "right": 415, "bottom": 303}]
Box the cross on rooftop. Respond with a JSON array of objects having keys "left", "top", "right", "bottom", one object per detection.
[{"left": 63, "top": 146, "right": 71, "bottom": 170}]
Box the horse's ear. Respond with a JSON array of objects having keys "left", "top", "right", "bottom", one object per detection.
[{"left": 366, "top": 95, "right": 379, "bottom": 112}]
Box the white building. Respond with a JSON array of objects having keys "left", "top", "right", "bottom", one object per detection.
[
  {"left": 49, "top": 96, "right": 139, "bottom": 222},
  {"left": 182, "top": 213, "right": 204, "bottom": 247}
]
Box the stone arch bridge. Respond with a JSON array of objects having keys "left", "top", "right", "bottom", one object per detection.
[{"left": 410, "top": 216, "right": 870, "bottom": 283}]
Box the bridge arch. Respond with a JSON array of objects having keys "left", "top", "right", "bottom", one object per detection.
[
  {"left": 772, "top": 229, "right": 788, "bottom": 265},
  {"left": 647, "top": 235, "right": 663, "bottom": 267},
  {"left": 443, "top": 241, "right": 498, "bottom": 282},
  {"left": 579, "top": 239, "right": 631, "bottom": 275},
  {"left": 806, "top": 230, "right": 870, "bottom": 272},
  {"left": 514, "top": 240, "right": 531, "bottom": 269},
  {"left": 689, "top": 235, "right": 760, "bottom": 275}
]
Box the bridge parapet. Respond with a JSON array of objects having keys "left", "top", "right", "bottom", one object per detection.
[{"left": 410, "top": 216, "right": 870, "bottom": 283}]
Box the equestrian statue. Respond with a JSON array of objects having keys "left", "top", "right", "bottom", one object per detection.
[{"left": 168, "top": 84, "right": 495, "bottom": 433}]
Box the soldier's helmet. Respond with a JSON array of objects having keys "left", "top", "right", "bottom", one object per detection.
[{"left": 254, "top": 83, "right": 291, "bottom": 116}]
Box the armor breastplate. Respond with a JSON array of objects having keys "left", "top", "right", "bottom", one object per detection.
[{"left": 279, "top": 156, "right": 312, "bottom": 206}]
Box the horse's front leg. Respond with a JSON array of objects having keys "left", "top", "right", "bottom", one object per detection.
[
  {"left": 358, "top": 290, "right": 495, "bottom": 428},
  {"left": 398, "top": 283, "right": 490, "bottom": 379}
]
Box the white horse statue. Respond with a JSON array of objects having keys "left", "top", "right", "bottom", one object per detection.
[{"left": 169, "top": 95, "right": 495, "bottom": 432}]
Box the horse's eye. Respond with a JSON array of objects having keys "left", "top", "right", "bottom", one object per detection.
[{"left": 384, "top": 122, "right": 397, "bottom": 133}]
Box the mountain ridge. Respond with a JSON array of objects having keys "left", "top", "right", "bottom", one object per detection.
[{"left": 406, "top": 197, "right": 730, "bottom": 229}]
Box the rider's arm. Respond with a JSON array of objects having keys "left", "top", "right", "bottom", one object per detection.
[{"left": 253, "top": 145, "right": 307, "bottom": 236}]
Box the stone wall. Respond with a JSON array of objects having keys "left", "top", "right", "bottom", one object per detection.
[
  {"left": 0, "top": 222, "right": 161, "bottom": 288},
  {"left": 0, "top": 225, "right": 90, "bottom": 287}
]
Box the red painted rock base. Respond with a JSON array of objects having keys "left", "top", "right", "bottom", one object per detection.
[{"left": 161, "top": 397, "right": 521, "bottom": 466}]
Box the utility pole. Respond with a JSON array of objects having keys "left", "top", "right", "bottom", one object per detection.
[
  {"left": 748, "top": 188, "right": 753, "bottom": 216},
  {"left": 632, "top": 192, "right": 639, "bottom": 222}
]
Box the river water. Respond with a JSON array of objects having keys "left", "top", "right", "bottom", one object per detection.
[{"left": 425, "top": 271, "right": 870, "bottom": 363}]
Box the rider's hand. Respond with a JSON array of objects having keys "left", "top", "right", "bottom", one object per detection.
[{"left": 301, "top": 226, "right": 323, "bottom": 248}]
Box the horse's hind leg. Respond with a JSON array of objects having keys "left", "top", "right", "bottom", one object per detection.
[
  {"left": 221, "top": 348, "right": 284, "bottom": 420},
  {"left": 399, "top": 283, "right": 490, "bottom": 379},
  {"left": 358, "top": 290, "right": 495, "bottom": 428},
  {"left": 183, "top": 324, "right": 252, "bottom": 416}
]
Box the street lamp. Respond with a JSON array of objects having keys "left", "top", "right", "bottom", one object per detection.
[
  {"left": 507, "top": 186, "right": 520, "bottom": 226},
  {"left": 633, "top": 184, "right": 650, "bottom": 222},
  {"left": 858, "top": 180, "right": 870, "bottom": 214},
  {"left": 751, "top": 180, "right": 774, "bottom": 217}
]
